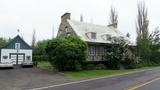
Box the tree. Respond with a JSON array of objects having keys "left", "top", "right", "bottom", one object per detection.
[
  {"left": 106, "top": 44, "right": 124, "bottom": 69},
  {"left": 136, "top": 1, "right": 149, "bottom": 39},
  {"left": 148, "top": 27, "right": 160, "bottom": 64},
  {"left": 108, "top": 5, "right": 118, "bottom": 28},
  {"left": 136, "top": 1, "right": 150, "bottom": 64},
  {"left": 106, "top": 39, "right": 140, "bottom": 69},
  {"left": 149, "top": 27, "right": 160, "bottom": 45},
  {"left": 0, "top": 38, "right": 7, "bottom": 47},
  {"left": 33, "top": 40, "right": 49, "bottom": 61},
  {"left": 31, "top": 29, "right": 36, "bottom": 48},
  {"left": 45, "top": 36, "right": 88, "bottom": 71}
]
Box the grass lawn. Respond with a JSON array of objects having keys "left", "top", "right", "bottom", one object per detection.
[
  {"left": 63, "top": 69, "right": 132, "bottom": 79},
  {"left": 38, "top": 61, "right": 160, "bottom": 79},
  {"left": 63, "top": 66, "right": 159, "bottom": 79}
]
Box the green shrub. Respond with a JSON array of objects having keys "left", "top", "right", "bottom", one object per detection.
[
  {"left": 121, "top": 55, "right": 141, "bottom": 69},
  {"left": 83, "top": 64, "right": 95, "bottom": 70},
  {"left": 95, "top": 64, "right": 106, "bottom": 70},
  {"left": 33, "top": 40, "right": 49, "bottom": 62},
  {"left": 105, "top": 45, "right": 123, "bottom": 69},
  {"left": 136, "top": 38, "right": 151, "bottom": 64},
  {"left": 45, "top": 36, "right": 88, "bottom": 71},
  {"left": 105, "top": 43, "right": 141, "bottom": 70},
  {"left": 33, "top": 55, "right": 49, "bottom": 62},
  {"left": 106, "top": 58, "right": 120, "bottom": 70},
  {"left": 149, "top": 44, "right": 160, "bottom": 65}
]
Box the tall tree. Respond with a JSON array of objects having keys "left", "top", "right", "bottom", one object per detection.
[
  {"left": 136, "top": 1, "right": 150, "bottom": 64},
  {"left": 149, "top": 27, "right": 160, "bottom": 64},
  {"left": 136, "top": 1, "right": 149, "bottom": 39},
  {"left": 109, "top": 5, "right": 118, "bottom": 28},
  {"left": 31, "top": 29, "right": 36, "bottom": 48}
]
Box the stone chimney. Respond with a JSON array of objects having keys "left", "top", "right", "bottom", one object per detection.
[{"left": 61, "top": 12, "right": 71, "bottom": 22}]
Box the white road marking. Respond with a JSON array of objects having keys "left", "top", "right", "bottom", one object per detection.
[{"left": 127, "top": 77, "right": 160, "bottom": 90}]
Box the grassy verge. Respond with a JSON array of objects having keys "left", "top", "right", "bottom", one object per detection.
[
  {"left": 37, "top": 61, "right": 53, "bottom": 71},
  {"left": 38, "top": 61, "right": 160, "bottom": 79},
  {"left": 63, "top": 66, "right": 159, "bottom": 79}
]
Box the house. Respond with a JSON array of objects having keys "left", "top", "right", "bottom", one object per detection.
[
  {"left": 57, "top": 12, "right": 131, "bottom": 62},
  {"left": 0, "top": 35, "right": 32, "bottom": 64}
]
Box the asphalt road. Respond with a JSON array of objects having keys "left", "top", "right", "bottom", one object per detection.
[
  {"left": 136, "top": 78, "right": 160, "bottom": 90},
  {"left": 31, "top": 67, "right": 160, "bottom": 90},
  {"left": 0, "top": 66, "right": 72, "bottom": 90}
]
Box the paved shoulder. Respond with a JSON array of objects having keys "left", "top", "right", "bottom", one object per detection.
[{"left": 0, "top": 67, "right": 72, "bottom": 90}]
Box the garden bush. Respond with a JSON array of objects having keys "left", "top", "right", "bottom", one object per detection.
[
  {"left": 45, "top": 36, "right": 88, "bottom": 71},
  {"left": 95, "top": 64, "right": 106, "bottom": 70},
  {"left": 82, "top": 64, "right": 95, "bottom": 70},
  {"left": 105, "top": 45, "right": 123, "bottom": 69},
  {"left": 105, "top": 42, "right": 141, "bottom": 70},
  {"left": 121, "top": 55, "right": 141, "bottom": 69}
]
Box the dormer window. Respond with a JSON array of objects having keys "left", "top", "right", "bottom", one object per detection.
[
  {"left": 101, "top": 34, "right": 111, "bottom": 41},
  {"left": 106, "top": 34, "right": 111, "bottom": 41},
  {"left": 15, "top": 43, "right": 20, "bottom": 49},
  {"left": 86, "top": 32, "right": 97, "bottom": 39},
  {"left": 91, "top": 32, "right": 96, "bottom": 39}
]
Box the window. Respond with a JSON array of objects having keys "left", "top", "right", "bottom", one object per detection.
[
  {"left": 100, "top": 47, "right": 104, "bottom": 55},
  {"left": 91, "top": 56, "right": 94, "bottom": 61},
  {"left": 15, "top": 43, "right": 20, "bottom": 49},
  {"left": 104, "top": 48, "right": 107, "bottom": 55},
  {"left": 3, "top": 56, "right": 8, "bottom": 59},
  {"left": 96, "top": 47, "right": 101, "bottom": 55},
  {"left": 106, "top": 34, "right": 111, "bottom": 41},
  {"left": 26, "top": 56, "right": 31, "bottom": 60},
  {"left": 91, "top": 32, "right": 96, "bottom": 39},
  {"left": 89, "top": 46, "right": 95, "bottom": 55}
]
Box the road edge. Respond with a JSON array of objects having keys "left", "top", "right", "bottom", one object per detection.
[{"left": 29, "top": 67, "right": 160, "bottom": 90}]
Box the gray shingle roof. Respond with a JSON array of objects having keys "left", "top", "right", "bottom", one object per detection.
[{"left": 67, "top": 20, "right": 131, "bottom": 44}]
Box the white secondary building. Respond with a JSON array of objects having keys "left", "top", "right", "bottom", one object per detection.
[{"left": 0, "top": 35, "right": 32, "bottom": 64}]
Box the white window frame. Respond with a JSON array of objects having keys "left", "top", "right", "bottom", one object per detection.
[{"left": 15, "top": 43, "right": 20, "bottom": 49}]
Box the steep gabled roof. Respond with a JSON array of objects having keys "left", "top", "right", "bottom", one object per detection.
[
  {"left": 67, "top": 20, "right": 130, "bottom": 44},
  {"left": 1, "top": 35, "right": 32, "bottom": 49}
]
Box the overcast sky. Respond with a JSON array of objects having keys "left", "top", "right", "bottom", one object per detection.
[{"left": 0, "top": 0, "right": 159, "bottom": 44}]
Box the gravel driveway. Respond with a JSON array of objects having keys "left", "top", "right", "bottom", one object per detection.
[{"left": 0, "top": 66, "right": 72, "bottom": 90}]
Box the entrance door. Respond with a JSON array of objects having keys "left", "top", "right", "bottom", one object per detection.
[{"left": 10, "top": 53, "right": 25, "bottom": 64}]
